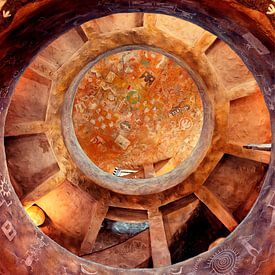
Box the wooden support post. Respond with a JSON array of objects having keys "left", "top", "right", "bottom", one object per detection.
[
  {"left": 148, "top": 209, "right": 171, "bottom": 267},
  {"left": 79, "top": 196, "right": 109, "bottom": 256},
  {"left": 195, "top": 186, "right": 238, "bottom": 232}
]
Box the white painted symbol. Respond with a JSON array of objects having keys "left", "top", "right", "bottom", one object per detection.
[
  {"left": 238, "top": 235, "right": 261, "bottom": 264},
  {"left": 22, "top": 233, "right": 48, "bottom": 269},
  {"left": 242, "top": 33, "right": 270, "bottom": 55},
  {"left": 264, "top": 85, "right": 275, "bottom": 111},
  {"left": 190, "top": 257, "right": 202, "bottom": 275},
  {"left": 90, "top": 136, "right": 105, "bottom": 145},
  {"left": 2, "top": 10, "right": 11, "bottom": 18},
  {"left": 0, "top": 176, "right": 12, "bottom": 208},
  {"left": 80, "top": 265, "right": 98, "bottom": 275},
  {"left": 156, "top": 55, "right": 166, "bottom": 69},
  {"left": 75, "top": 101, "right": 86, "bottom": 113},
  {"left": 207, "top": 248, "right": 239, "bottom": 275},
  {"left": 1, "top": 220, "right": 16, "bottom": 241},
  {"left": 266, "top": 0, "right": 275, "bottom": 15},
  {"left": 170, "top": 266, "right": 183, "bottom": 275},
  {"left": 180, "top": 118, "right": 193, "bottom": 130}
]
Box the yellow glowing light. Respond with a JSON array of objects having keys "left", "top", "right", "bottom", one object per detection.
[{"left": 26, "top": 205, "right": 46, "bottom": 227}]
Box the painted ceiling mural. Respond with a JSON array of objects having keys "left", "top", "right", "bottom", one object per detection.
[{"left": 73, "top": 49, "right": 203, "bottom": 174}]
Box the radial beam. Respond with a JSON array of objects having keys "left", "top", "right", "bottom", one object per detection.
[
  {"left": 225, "top": 143, "right": 271, "bottom": 164},
  {"left": 194, "top": 31, "right": 217, "bottom": 53},
  {"left": 143, "top": 163, "right": 156, "bottom": 178},
  {"left": 195, "top": 186, "right": 238, "bottom": 232},
  {"left": 148, "top": 209, "right": 171, "bottom": 268},
  {"left": 79, "top": 196, "right": 109, "bottom": 256},
  {"left": 22, "top": 170, "right": 66, "bottom": 208},
  {"left": 5, "top": 121, "right": 47, "bottom": 137},
  {"left": 227, "top": 80, "right": 258, "bottom": 101}
]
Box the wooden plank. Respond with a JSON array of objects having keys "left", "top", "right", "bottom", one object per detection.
[
  {"left": 22, "top": 170, "right": 65, "bottom": 208},
  {"left": 148, "top": 209, "right": 171, "bottom": 267},
  {"left": 143, "top": 163, "right": 156, "bottom": 178},
  {"left": 5, "top": 121, "right": 47, "bottom": 137},
  {"left": 79, "top": 196, "right": 109, "bottom": 256},
  {"left": 228, "top": 80, "right": 258, "bottom": 101},
  {"left": 195, "top": 186, "right": 238, "bottom": 232}
]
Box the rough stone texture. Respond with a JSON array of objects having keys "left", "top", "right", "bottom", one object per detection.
[
  {"left": 5, "top": 68, "right": 51, "bottom": 124},
  {"left": 228, "top": 91, "right": 272, "bottom": 144},
  {"left": 5, "top": 134, "right": 60, "bottom": 196},
  {"left": 30, "top": 29, "right": 86, "bottom": 78},
  {"left": 205, "top": 155, "right": 267, "bottom": 212},
  {"left": 36, "top": 180, "right": 97, "bottom": 239},
  {"left": 155, "top": 14, "right": 206, "bottom": 48},
  {"left": 206, "top": 39, "right": 254, "bottom": 90},
  {"left": 73, "top": 48, "right": 203, "bottom": 173},
  {"left": 0, "top": 1, "right": 273, "bottom": 274},
  {"left": 82, "top": 13, "right": 144, "bottom": 37}
]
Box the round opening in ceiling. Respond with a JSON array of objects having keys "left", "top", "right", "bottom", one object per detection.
[
  {"left": 72, "top": 48, "right": 203, "bottom": 176},
  {"left": 63, "top": 45, "right": 213, "bottom": 195}
]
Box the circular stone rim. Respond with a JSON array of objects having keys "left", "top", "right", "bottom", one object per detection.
[{"left": 62, "top": 45, "right": 214, "bottom": 195}]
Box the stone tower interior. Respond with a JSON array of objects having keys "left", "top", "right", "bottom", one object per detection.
[{"left": 0, "top": 1, "right": 274, "bottom": 274}]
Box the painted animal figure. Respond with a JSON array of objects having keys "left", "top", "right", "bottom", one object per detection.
[{"left": 238, "top": 235, "right": 261, "bottom": 264}]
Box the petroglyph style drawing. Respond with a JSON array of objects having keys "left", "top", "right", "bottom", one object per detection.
[
  {"left": 266, "top": 0, "right": 275, "bottom": 15},
  {"left": 238, "top": 235, "right": 261, "bottom": 264},
  {"left": 242, "top": 33, "right": 270, "bottom": 55},
  {"left": 207, "top": 248, "right": 239, "bottom": 275},
  {"left": 2, "top": 10, "right": 11, "bottom": 18},
  {"left": 190, "top": 257, "right": 202, "bottom": 275},
  {"left": 264, "top": 85, "right": 275, "bottom": 111},
  {"left": 80, "top": 265, "right": 98, "bottom": 275},
  {"left": 1, "top": 220, "right": 17, "bottom": 241},
  {"left": 0, "top": 176, "right": 12, "bottom": 207},
  {"left": 170, "top": 266, "right": 183, "bottom": 275},
  {"left": 22, "top": 233, "right": 48, "bottom": 269}
]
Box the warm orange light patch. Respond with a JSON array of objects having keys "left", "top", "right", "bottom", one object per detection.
[
  {"left": 73, "top": 49, "right": 203, "bottom": 174},
  {"left": 26, "top": 205, "right": 46, "bottom": 227}
]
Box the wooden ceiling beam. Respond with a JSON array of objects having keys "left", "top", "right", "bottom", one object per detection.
[
  {"left": 79, "top": 196, "right": 109, "bottom": 256},
  {"left": 148, "top": 208, "right": 171, "bottom": 268},
  {"left": 195, "top": 186, "right": 238, "bottom": 232},
  {"left": 22, "top": 170, "right": 66, "bottom": 208}
]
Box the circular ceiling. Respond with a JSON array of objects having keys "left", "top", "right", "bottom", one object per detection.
[
  {"left": 72, "top": 48, "right": 203, "bottom": 175},
  {"left": 62, "top": 45, "right": 212, "bottom": 194}
]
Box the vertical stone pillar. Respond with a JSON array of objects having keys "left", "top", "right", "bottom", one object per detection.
[{"left": 148, "top": 208, "right": 171, "bottom": 267}]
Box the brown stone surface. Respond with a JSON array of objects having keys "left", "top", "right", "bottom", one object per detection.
[
  {"left": 0, "top": 1, "right": 273, "bottom": 275},
  {"left": 30, "top": 29, "right": 86, "bottom": 78},
  {"left": 206, "top": 39, "right": 254, "bottom": 90},
  {"left": 36, "top": 181, "right": 96, "bottom": 239},
  {"left": 155, "top": 14, "right": 206, "bottom": 48},
  {"left": 205, "top": 155, "right": 267, "bottom": 212},
  {"left": 5, "top": 68, "right": 51, "bottom": 125},
  {"left": 228, "top": 91, "right": 272, "bottom": 144},
  {"left": 82, "top": 13, "right": 144, "bottom": 37},
  {"left": 5, "top": 134, "right": 59, "bottom": 195},
  {"left": 84, "top": 230, "right": 151, "bottom": 268}
]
